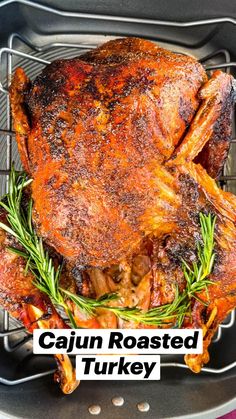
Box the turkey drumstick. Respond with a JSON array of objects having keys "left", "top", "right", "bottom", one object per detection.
[{"left": 0, "top": 208, "right": 79, "bottom": 394}]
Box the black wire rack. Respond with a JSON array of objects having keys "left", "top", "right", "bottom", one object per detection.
[{"left": 0, "top": 0, "right": 236, "bottom": 387}]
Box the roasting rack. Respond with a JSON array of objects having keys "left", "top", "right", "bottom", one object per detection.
[{"left": 0, "top": 0, "right": 236, "bottom": 389}]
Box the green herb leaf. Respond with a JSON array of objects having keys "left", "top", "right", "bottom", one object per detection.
[{"left": 0, "top": 166, "right": 217, "bottom": 328}]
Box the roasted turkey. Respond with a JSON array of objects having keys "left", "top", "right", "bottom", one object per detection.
[
  {"left": 0, "top": 37, "right": 235, "bottom": 392},
  {"left": 10, "top": 38, "right": 233, "bottom": 267}
]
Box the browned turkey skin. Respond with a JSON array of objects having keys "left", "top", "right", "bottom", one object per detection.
[
  {"left": 0, "top": 208, "right": 79, "bottom": 394},
  {"left": 1, "top": 37, "right": 235, "bottom": 387}
]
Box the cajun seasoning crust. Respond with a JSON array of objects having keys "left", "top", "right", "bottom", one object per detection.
[{"left": 10, "top": 38, "right": 206, "bottom": 267}]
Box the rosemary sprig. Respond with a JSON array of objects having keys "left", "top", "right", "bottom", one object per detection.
[
  {"left": 0, "top": 168, "right": 79, "bottom": 328},
  {"left": 0, "top": 166, "right": 216, "bottom": 328},
  {"left": 178, "top": 212, "right": 216, "bottom": 325},
  {"left": 63, "top": 286, "right": 182, "bottom": 325},
  {"left": 61, "top": 289, "right": 118, "bottom": 317}
]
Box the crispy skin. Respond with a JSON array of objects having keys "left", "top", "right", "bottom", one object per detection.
[
  {"left": 170, "top": 70, "right": 234, "bottom": 171},
  {"left": 193, "top": 70, "right": 234, "bottom": 178},
  {"left": 194, "top": 71, "right": 234, "bottom": 178},
  {"left": 9, "top": 68, "right": 31, "bottom": 172},
  {"left": 0, "top": 209, "right": 79, "bottom": 394},
  {"left": 10, "top": 37, "right": 206, "bottom": 267}
]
